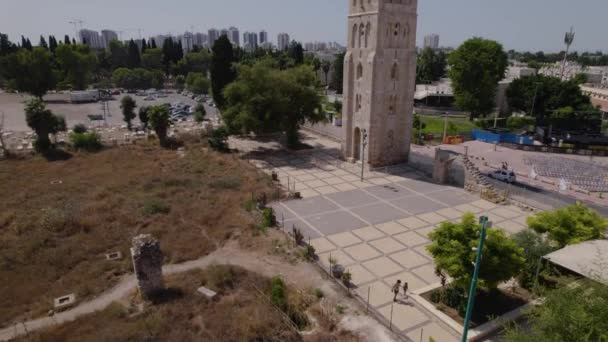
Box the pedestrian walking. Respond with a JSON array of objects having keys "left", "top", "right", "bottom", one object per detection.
[
  {"left": 391, "top": 280, "right": 401, "bottom": 302},
  {"left": 402, "top": 281, "right": 409, "bottom": 300}
]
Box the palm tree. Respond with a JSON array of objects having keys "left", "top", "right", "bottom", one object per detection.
[
  {"left": 322, "top": 61, "right": 331, "bottom": 87},
  {"left": 560, "top": 27, "right": 575, "bottom": 80}
]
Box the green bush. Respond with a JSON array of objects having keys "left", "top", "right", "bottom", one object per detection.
[
  {"left": 69, "top": 132, "right": 102, "bottom": 151},
  {"left": 261, "top": 208, "right": 276, "bottom": 228},
  {"left": 314, "top": 288, "right": 324, "bottom": 299},
  {"left": 72, "top": 124, "right": 88, "bottom": 134},
  {"left": 142, "top": 198, "right": 171, "bottom": 216},
  {"left": 208, "top": 126, "right": 229, "bottom": 152},
  {"left": 270, "top": 276, "right": 287, "bottom": 311},
  {"left": 506, "top": 116, "right": 536, "bottom": 131}
]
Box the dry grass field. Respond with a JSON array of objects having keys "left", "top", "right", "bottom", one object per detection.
[
  {"left": 18, "top": 265, "right": 361, "bottom": 342},
  {"left": 0, "top": 139, "right": 276, "bottom": 327}
]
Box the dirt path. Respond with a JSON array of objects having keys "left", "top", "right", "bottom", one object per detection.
[{"left": 0, "top": 242, "right": 397, "bottom": 341}]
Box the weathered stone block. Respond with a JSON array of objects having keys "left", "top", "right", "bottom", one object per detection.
[{"left": 131, "top": 234, "right": 164, "bottom": 298}]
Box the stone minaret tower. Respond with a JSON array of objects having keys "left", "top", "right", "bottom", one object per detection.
[{"left": 342, "top": 0, "right": 418, "bottom": 166}]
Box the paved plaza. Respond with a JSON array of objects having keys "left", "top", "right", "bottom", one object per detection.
[{"left": 241, "top": 133, "right": 533, "bottom": 341}]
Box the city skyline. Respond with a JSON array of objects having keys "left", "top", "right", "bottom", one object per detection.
[{"left": 1, "top": 0, "right": 607, "bottom": 52}]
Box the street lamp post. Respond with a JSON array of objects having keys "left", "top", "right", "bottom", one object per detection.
[
  {"left": 461, "top": 215, "right": 491, "bottom": 342},
  {"left": 360, "top": 129, "right": 368, "bottom": 181}
]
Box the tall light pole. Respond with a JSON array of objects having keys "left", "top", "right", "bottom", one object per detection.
[
  {"left": 461, "top": 216, "right": 491, "bottom": 342},
  {"left": 360, "top": 129, "right": 368, "bottom": 181}
]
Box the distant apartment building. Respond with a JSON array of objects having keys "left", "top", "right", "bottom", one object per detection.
[
  {"left": 228, "top": 27, "right": 240, "bottom": 46},
  {"left": 423, "top": 34, "right": 440, "bottom": 49},
  {"left": 79, "top": 29, "right": 104, "bottom": 49},
  {"left": 220, "top": 29, "right": 229, "bottom": 39},
  {"left": 101, "top": 30, "right": 118, "bottom": 48},
  {"left": 154, "top": 35, "right": 169, "bottom": 47},
  {"left": 208, "top": 28, "right": 220, "bottom": 47},
  {"left": 193, "top": 32, "right": 207, "bottom": 48},
  {"left": 259, "top": 30, "right": 268, "bottom": 45},
  {"left": 243, "top": 32, "right": 258, "bottom": 50},
  {"left": 182, "top": 32, "right": 194, "bottom": 53},
  {"left": 277, "top": 33, "right": 290, "bottom": 51}
]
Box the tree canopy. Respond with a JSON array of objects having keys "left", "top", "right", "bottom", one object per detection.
[
  {"left": 506, "top": 74, "right": 598, "bottom": 128},
  {"left": 112, "top": 68, "right": 163, "bottom": 90},
  {"left": 120, "top": 96, "right": 137, "bottom": 130},
  {"left": 416, "top": 47, "right": 447, "bottom": 84},
  {"left": 331, "top": 52, "right": 345, "bottom": 94},
  {"left": 55, "top": 44, "right": 98, "bottom": 90},
  {"left": 24, "top": 98, "right": 65, "bottom": 151},
  {"left": 148, "top": 105, "right": 170, "bottom": 146},
  {"left": 2, "top": 47, "right": 55, "bottom": 97},
  {"left": 173, "top": 50, "right": 211, "bottom": 76},
  {"left": 427, "top": 213, "right": 525, "bottom": 291},
  {"left": 527, "top": 202, "right": 608, "bottom": 248},
  {"left": 223, "top": 59, "right": 325, "bottom": 148},
  {"left": 505, "top": 280, "right": 608, "bottom": 342},
  {"left": 210, "top": 35, "right": 236, "bottom": 109},
  {"left": 448, "top": 38, "right": 508, "bottom": 119},
  {"left": 185, "top": 72, "right": 210, "bottom": 95}
]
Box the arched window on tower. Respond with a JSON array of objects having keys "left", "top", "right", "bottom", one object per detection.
[
  {"left": 391, "top": 63, "right": 398, "bottom": 81},
  {"left": 356, "top": 63, "right": 363, "bottom": 80},
  {"left": 358, "top": 24, "right": 365, "bottom": 48},
  {"left": 351, "top": 24, "right": 357, "bottom": 48},
  {"left": 364, "top": 22, "right": 371, "bottom": 48}
]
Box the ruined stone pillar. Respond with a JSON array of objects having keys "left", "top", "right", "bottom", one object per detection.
[
  {"left": 131, "top": 234, "right": 164, "bottom": 298},
  {"left": 433, "top": 149, "right": 456, "bottom": 184}
]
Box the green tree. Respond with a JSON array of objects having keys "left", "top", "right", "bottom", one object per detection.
[
  {"left": 527, "top": 202, "right": 608, "bottom": 248},
  {"left": 173, "top": 50, "right": 211, "bottom": 76},
  {"left": 4, "top": 47, "right": 56, "bottom": 98},
  {"left": 416, "top": 47, "right": 447, "bottom": 84},
  {"left": 185, "top": 72, "right": 210, "bottom": 95},
  {"left": 175, "top": 74, "right": 186, "bottom": 92},
  {"left": 108, "top": 40, "right": 128, "bottom": 70},
  {"left": 24, "top": 98, "right": 62, "bottom": 151},
  {"left": 138, "top": 106, "right": 149, "bottom": 130},
  {"left": 55, "top": 44, "right": 98, "bottom": 90},
  {"left": 427, "top": 213, "right": 525, "bottom": 292},
  {"left": 331, "top": 52, "right": 345, "bottom": 94},
  {"left": 210, "top": 35, "right": 236, "bottom": 108},
  {"left": 505, "top": 280, "right": 608, "bottom": 342},
  {"left": 64, "top": 35, "right": 71, "bottom": 45},
  {"left": 223, "top": 60, "right": 325, "bottom": 148},
  {"left": 321, "top": 60, "right": 331, "bottom": 87},
  {"left": 448, "top": 38, "right": 508, "bottom": 119},
  {"left": 120, "top": 96, "right": 137, "bottom": 130},
  {"left": 127, "top": 40, "right": 141, "bottom": 68},
  {"left": 148, "top": 105, "right": 170, "bottom": 146},
  {"left": 506, "top": 74, "right": 597, "bottom": 128},
  {"left": 512, "top": 229, "right": 555, "bottom": 289},
  {"left": 193, "top": 103, "right": 206, "bottom": 123},
  {"left": 38, "top": 36, "right": 48, "bottom": 49},
  {"left": 287, "top": 41, "right": 304, "bottom": 65},
  {"left": 141, "top": 48, "right": 163, "bottom": 70}
]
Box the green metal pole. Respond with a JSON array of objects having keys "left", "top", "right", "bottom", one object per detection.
[{"left": 461, "top": 216, "right": 489, "bottom": 342}]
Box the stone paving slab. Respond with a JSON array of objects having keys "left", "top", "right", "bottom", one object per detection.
[
  {"left": 319, "top": 250, "right": 355, "bottom": 268},
  {"left": 389, "top": 250, "right": 429, "bottom": 269},
  {"left": 284, "top": 197, "right": 338, "bottom": 217},
  {"left": 384, "top": 271, "right": 429, "bottom": 292},
  {"left": 344, "top": 243, "right": 382, "bottom": 262},
  {"left": 309, "top": 237, "right": 336, "bottom": 254},
  {"left": 363, "top": 256, "right": 404, "bottom": 278},
  {"left": 356, "top": 281, "right": 393, "bottom": 308},
  {"left": 326, "top": 189, "right": 380, "bottom": 208},
  {"left": 398, "top": 179, "right": 449, "bottom": 194},
  {"left": 348, "top": 264, "right": 376, "bottom": 286},
  {"left": 283, "top": 219, "right": 321, "bottom": 239},
  {"left": 369, "top": 237, "right": 406, "bottom": 254},
  {"left": 350, "top": 203, "right": 409, "bottom": 225},
  {"left": 378, "top": 303, "right": 428, "bottom": 331},
  {"left": 394, "top": 231, "right": 430, "bottom": 247},
  {"left": 306, "top": 211, "right": 368, "bottom": 235},
  {"left": 327, "top": 232, "right": 362, "bottom": 248},
  {"left": 376, "top": 221, "right": 409, "bottom": 236},
  {"left": 407, "top": 322, "right": 459, "bottom": 342},
  {"left": 390, "top": 196, "right": 446, "bottom": 215},
  {"left": 365, "top": 184, "right": 415, "bottom": 200},
  {"left": 397, "top": 216, "right": 429, "bottom": 230},
  {"left": 426, "top": 188, "right": 479, "bottom": 207},
  {"left": 353, "top": 226, "right": 386, "bottom": 241}
]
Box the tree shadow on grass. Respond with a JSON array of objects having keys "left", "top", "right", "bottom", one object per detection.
[
  {"left": 42, "top": 148, "right": 72, "bottom": 161},
  {"left": 148, "top": 287, "right": 185, "bottom": 305}
]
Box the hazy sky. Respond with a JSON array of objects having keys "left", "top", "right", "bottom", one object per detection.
[{"left": 1, "top": 0, "right": 605, "bottom": 52}]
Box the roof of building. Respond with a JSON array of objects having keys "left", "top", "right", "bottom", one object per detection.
[{"left": 543, "top": 239, "right": 608, "bottom": 284}]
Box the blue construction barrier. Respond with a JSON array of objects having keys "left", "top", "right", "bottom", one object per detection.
[{"left": 471, "top": 129, "right": 534, "bottom": 145}]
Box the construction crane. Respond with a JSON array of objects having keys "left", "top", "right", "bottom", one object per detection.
[{"left": 68, "top": 19, "right": 85, "bottom": 42}]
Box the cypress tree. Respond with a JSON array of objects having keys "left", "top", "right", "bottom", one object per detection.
[
  {"left": 49, "top": 35, "right": 57, "bottom": 53},
  {"left": 175, "top": 40, "right": 183, "bottom": 61},
  {"left": 72, "top": 38, "right": 77, "bottom": 45},
  {"left": 210, "top": 35, "right": 236, "bottom": 108},
  {"left": 39, "top": 36, "right": 48, "bottom": 49},
  {"left": 127, "top": 39, "right": 141, "bottom": 68},
  {"left": 150, "top": 39, "right": 157, "bottom": 49},
  {"left": 141, "top": 38, "right": 147, "bottom": 53},
  {"left": 64, "top": 35, "right": 71, "bottom": 45}
]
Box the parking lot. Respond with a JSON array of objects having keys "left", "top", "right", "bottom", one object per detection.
[{"left": 0, "top": 91, "right": 219, "bottom": 132}]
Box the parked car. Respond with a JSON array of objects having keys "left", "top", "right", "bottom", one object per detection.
[
  {"left": 144, "top": 95, "right": 155, "bottom": 101},
  {"left": 489, "top": 170, "right": 516, "bottom": 183}
]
